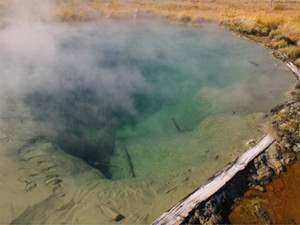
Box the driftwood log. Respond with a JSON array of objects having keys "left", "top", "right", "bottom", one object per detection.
[
  {"left": 286, "top": 62, "right": 300, "bottom": 80},
  {"left": 151, "top": 134, "right": 275, "bottom": 225},
  {"left": 269, "top": 62, "right": 300, "bottom": 113},
  {"left": 270, "top": 97, "right": 300, "bottom": 113}
]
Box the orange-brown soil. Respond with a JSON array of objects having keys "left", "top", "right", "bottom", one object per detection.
[{"left": 229, "top": 159, "right": 300, "bottom": 224}]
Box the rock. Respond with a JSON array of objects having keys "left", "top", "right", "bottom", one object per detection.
[
  {"left": 287, "top": 120, "right": 298, "bottom": 132},
  {"left": 187, "top": 198, "right": 224, "bottom": 225},
  {"left": 278, "top": 123, "right": 289, "bottom": 132},
  {"left": 256, "top": 166, "right": 273, "bottom": 185},
  {"left": 251, "top": 204, "right": 272, "bottom": 224},
  {"left": 293, "top": 144, "right": 300, "bottom": 153},
  {"left": 268, "top": 158, "right": 284, "bottom": 176},
  {"left": 282, "top": 150, "right": 296, "bottom": 165},
  {"left": 251, "top": 184, "right": 265, "bottom": 192},
  {"left": 271, "top": 50, "right": 288, "bottom": 61},
  {"left": 266, "top": 146, "right": 284, "bottom": 175}
]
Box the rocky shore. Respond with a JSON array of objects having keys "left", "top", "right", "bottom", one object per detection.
[{"left": 182, "top": 73, "right": 300, "bottom": 224}]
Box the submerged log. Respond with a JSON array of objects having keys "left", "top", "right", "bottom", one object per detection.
[
  {"left": 151, "top": 134, "right": 275, "bottom": 225},
  {"left": 122, "top": 144, "right": 136, "bottom": 178},
  {"left": 248, "top": 60, "right": 259, "bottom": 66},
  {"left": 171, "top": 117, "right": 192, "bottom": 132},
  {"left": 286, "top": 62, "right": 300, "bottom": 80},
  {"left": 171, "top": 117, "right": 182, "bottom": 132},
  {"left": 98, "top": 204, "right": 124, "bottom": 222}
]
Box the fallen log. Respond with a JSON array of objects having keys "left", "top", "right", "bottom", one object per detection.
[
  {"left": 286, "top": 62, "right": 300, "bottom": 80},
  {"left": 270, "top": 97, "right": 300, "bottom": 113},
  {"left": 151, "top": 134, "right": 275, "bottom": 225}
]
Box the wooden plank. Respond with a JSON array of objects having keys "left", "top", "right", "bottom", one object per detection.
[
  {"left": 152, "top": 134, "right": 275, "bottom": 225},
  {"left": 287, "top": 62, "right": 300, "bottom": 79}
]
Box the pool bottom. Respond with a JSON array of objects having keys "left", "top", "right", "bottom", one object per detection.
[
  {"left": 0, "top": 109, "right": 272, "bottom": 224},
  {"left": 0, "top": 19, "right": 295, "bottom": 223}
]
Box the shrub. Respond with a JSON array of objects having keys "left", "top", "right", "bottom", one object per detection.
[
  {"left": 58, "top": 8, "right": 91, "bottom": 21},
  {"left": 272, "top": 40, "right": 289, "bottom": 49},
  {"left": 237, "top": 23, "right": 250, "bottom": 33},
  {"left": 287, "top": 47, "right": 300, "bottom": 59},
  {"left": 269, "top": 30, "right": 282, "bottom": 39},
  {"left": 294, "top": 58, "right": 300, "bottom": 67},
  {"left": 230, "top": 19, "right": 270, "bottom": 36},
  {"left": 227, "top": 3, "right": 238, "bottom": 9},
  {"left": 252, "top": 24, "right": 270, "bottom": 36},
  {"left": 256, "top": 14, "right": 283, "bottom": 30},
  {"left": 278, "top": 35, "right": 296, "bottom": 45},
  {"left": 179, "top": 15, "right": 191, "bottom": 23},
  {"left": 273, "top": 4, "right": 285, "bottom": 11}
]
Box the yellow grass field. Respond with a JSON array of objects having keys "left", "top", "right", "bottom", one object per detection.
[{"left": 50, "top": 0, "right": 300, "bottom": 65}]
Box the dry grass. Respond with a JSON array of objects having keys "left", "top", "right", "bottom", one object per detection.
[
  {"left": 1, "top": 0, "right": 300, "bottom": 64},
  {"left": 53, "top": 0, "right": 300, "bottom": 64},
  {"left": 54, "top": 0, "right": 300, "bottom": 26},
  {"left": 295, "top": 58, "right": 300, "bottom": 67},
  {"left": 57, "top": 7, "right": 92, "bottom": 21}
]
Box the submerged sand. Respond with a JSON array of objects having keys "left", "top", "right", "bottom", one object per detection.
[{"left": 0, "top": 102, "right": 290, "bottom": 223}]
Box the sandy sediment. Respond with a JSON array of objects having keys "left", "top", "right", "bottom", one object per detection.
[{"left": 0, "top": 101, "right": 277, "bottom": 224}]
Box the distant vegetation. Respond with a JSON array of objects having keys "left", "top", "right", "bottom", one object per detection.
[
  {"left": 1, "top": 0, "right": 300, "bottom": 65},
  {"left": 54, "top": 0, "right": 300, "bottom": 65}
]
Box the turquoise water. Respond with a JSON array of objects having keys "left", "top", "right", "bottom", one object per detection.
[
  {"left": 1, "top": 19, "right": 294, "bottom": 180},
  {"left": 0, "top": 18, "right": 296, "bottom": 224}
]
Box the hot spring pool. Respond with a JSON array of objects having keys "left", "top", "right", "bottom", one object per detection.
[{"left": 0, "top": 18, "right": 295, "bottom": 223}]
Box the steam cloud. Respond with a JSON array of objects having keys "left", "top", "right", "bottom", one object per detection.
[
  {"left": 0, "top": 2, "right": 157, "bottom": 130},
  {"left": 0, "top": 1, "right": 192, "bottom": 176},
  {"left": 1, "top": 1, "right": 282, "bottom": 177}
]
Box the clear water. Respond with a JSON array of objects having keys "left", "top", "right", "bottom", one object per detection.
[{"left": 0, "top": 18, "right": 295, "bottom": 223}]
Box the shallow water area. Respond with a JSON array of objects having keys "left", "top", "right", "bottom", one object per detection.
[{"left": 0, "top": 18, "right": 295, "bottom": 224}]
